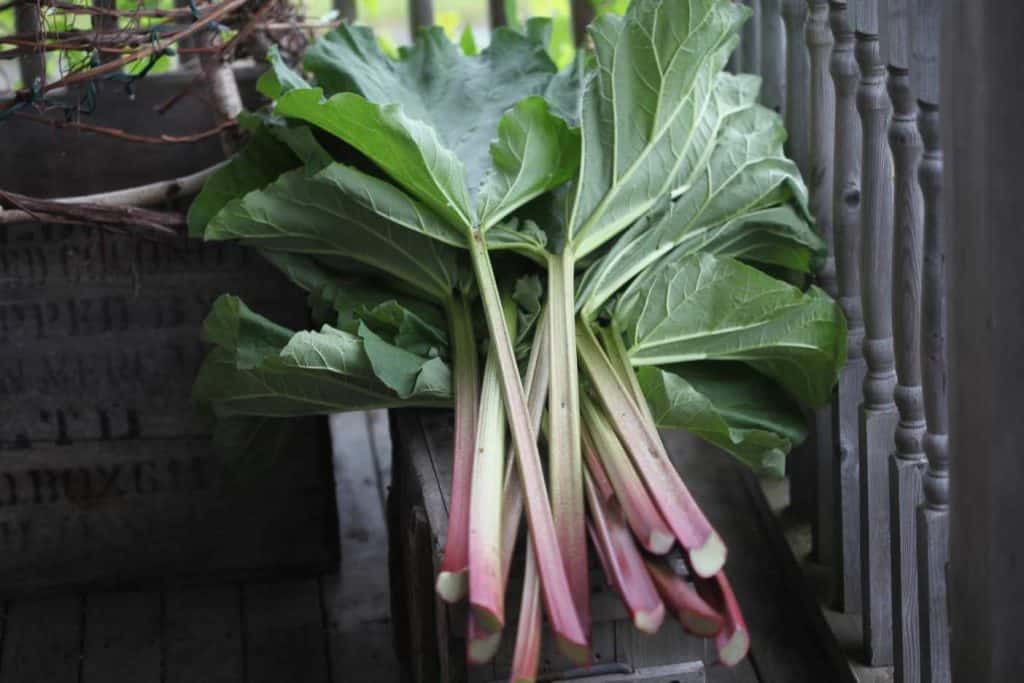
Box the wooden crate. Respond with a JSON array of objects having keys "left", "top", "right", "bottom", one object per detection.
[
  {"left": 388, "top": 409, "right": 707, "bottom": 683},
  {"left": 0, "top": 73, "right": 338, "bottom": 595}
]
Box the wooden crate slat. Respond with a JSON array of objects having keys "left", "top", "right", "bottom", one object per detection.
[
  {"left": 80, "top": 591, "right": 162, "bottom": 683},
  {"left": 0, "top": 596, "right": 81, "bottom": 683},
  {"left": 242, "top": 580, "right": 330, "bottom": 683},
  {"left": 164, "top": 585, "right": 244, "bottom": 683}
]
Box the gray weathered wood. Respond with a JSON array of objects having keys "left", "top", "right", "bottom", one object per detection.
[
  {"left": 806, "top": 0, "right": 837, "bottom": 584},
  {"left": 243, "top": 580, "right": 330, "bottom": 683},
  {"left": 408, "top": 0, "right": 434, "bottom": 36},
  {"left": 828, "top": 0, "right": 864, "bottom": 615},
  {"left": 488, "top": 0, "right": 508, "bottom": 29},
  {"left": 855, "top": 0, "right": 897, "bottom": 664},
  {"left": 782, "top": 0, "right": 811, "bottom": 177},
  {"left": 911, "top": 4, "right": 947, "bottom": 677},
  {"left": 333, "top": 0, "right": 357, "bottom": 23},
  {"left": 760, "top": 0, "right": 786, "bottom": 110},
  {"left": 80, "top": 591, "right": 162, "bottom": 683},
  {"left": 14, "top": 2, "right": 46, "bottom": 87},
  {"left": 0, "top": 596, "right": 81, "bottom": 683},
  {"left": 741, "top": 0, "right": 763, "bottom": 75},
  {"left": 570, "top": 0, "right": 596, "bottom": 45},
  {"left": 322, "top": 412, "right": 401, "bottom": 682},
  {"left": 885, "top": 2, "right": 926, "bottom": 678},
  {"left": 944, "top": 3, "right": 1024, "bottom": 680},
  {"left": 164, "top": 585, "right": 244, "bottom": 683}
]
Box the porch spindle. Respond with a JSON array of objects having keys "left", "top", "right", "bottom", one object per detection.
[
  {"left": 882, "top": 1, "right": 926, "bottom": 681},
  {"left": 805, "top": 0, "right": 837, "bottom": 590},
  {"left": 334, "top": 0, "right": 357, "bottom": 23},
  {"left": 15, "top": 0, "right": 46, "bottom": 86},
  {"left": 854, "top": 0, "right": 896, "bottom": 666},
  {"left": 742, "top": 0, "right": 763, "bottom": 76},
  {"left": 782, "top": 0, "right": 811, "bottom": 176},
  {"left": 828, "top": 0, "right": 864, "bottom": 615},
  {"left": 761, "top": 0, "right": 786, "bottom": 111},
  {"left": 488, "top": 0, "right": 508, "bottom": 29},
  {"left": 409, "top": 0, "right": 435, "bottom": 38},
  {"left": 911, "top": 0, "right": 949, "bottom": 680},
  {"left": 570, "top": 0, "right": 595, "bottom": 46}
]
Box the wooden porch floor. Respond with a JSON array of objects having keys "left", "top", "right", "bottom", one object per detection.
[{"left": 0, "top": 412, "right": 883, "bottom": 682}]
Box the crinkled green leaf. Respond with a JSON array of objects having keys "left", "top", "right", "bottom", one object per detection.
[
  {"left": 478, "top": 96, "right": 581, "bottom": 229},
  {"left": 615, "top": 252, "right": 846, "bottom": 406},
  {"left": 357, "top": 322, "right": 452, "bottom": 399},
  {"left": 257, "top": 45, "right": 311, "bottom": 100},
  {"left": 201, "top": 295, "right": 293, "bottom": 370},
  {"left": 639, "top": 362, "right": 807, "bottom": 477},
  {"left": 203, "top": 165, "right": 462, "bottom": 303},
  {"left": 567, "top": 0, "right": 747, "bottom": 257}
]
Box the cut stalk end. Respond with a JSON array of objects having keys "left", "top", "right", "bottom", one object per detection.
[
  {"left": 647, "top": 529, "right": 676, "bottom": 555},
  {"left": 436, "top": 570, "right": 467, "bottom": 603},
  {"left": 718, "top": 627, "right": 750, "bottom": 667},
  {"left": 633, "top": 602, "right": 666, "bottom": 634},
  {"left": 467, "top": 629, "right": 502, "bottom": 664},
  {"left": 470, "top": 604, "right": 504, "bottom": 634},
  {"left": 689, "top": 531, "right": 727, "bottom": 578},
  {"left": 555, "top": 634, "right": 591, "bottom": 668}
]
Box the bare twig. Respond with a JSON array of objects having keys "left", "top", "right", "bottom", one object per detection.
[
  {"left": 0, "top": 190, "right": 186, "bottom": 241},
  {"left": 13, "top": 112, "right": 239, "bottom": 144}
]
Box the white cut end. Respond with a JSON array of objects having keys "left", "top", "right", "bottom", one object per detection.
[
  {"left": 467, "top": 631, "right": 502, "bottom": 664},
  {"left": 633, "top": 603, "right": 666, "bottom": 634},
  {"left": 718, "top": 628, "right": 750, "bottom": 667},
  {"left": 646, "top": 529, "right": 676, "bottom": 555},
  {"left": 689, "top": 531, "right": 727, "bottom": 578},
  {"left": 435, "top": 570, "right": 468, "bottom": 603}
]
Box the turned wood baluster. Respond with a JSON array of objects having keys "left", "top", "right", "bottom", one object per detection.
[
  {"left": 882, "top": 1, "right": 926, "bottom": 681},
  {"left": 854, "top": 0, "right": 896, "bottom": 666},
  {"left": 742, "top": 0, "right": 763, "bottom": 76},
  {"left": 806, "top": 0, "right": 838, "bottom": 592},
  {"left": 761, "top": 0, "right": 786, "bottom": 111},
  {"left": 828, "top": 0, "right": 865, "bottom": 616},
  {"left": 409, "top": 0, "right": 435, "bottom": 37},
  {"left": 15, "top": 1, "right": 46, "bottom": 86},
  {"left": 911, "top": 0, "right": 948, "bottom": 680},
  {"left": 782, "top": 1, "right": 811, "bottom": 177}
]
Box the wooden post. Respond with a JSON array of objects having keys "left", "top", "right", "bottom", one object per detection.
[
  {"left": 742, "top": 0, "right": 763, "bottom": 76},
  {"left": 488, "top": 0, "right": 508, "bottom": 30},
  {"left": 334, "top": 0, "right": 357, "bottom": 23},
  {"left": 569, "top": 0, "right": 594, "bottom": 46},
  {"left": 15, "top": 1, "right": 46, "bottom": 87},
  {"left": 882, "top": 1, "right": 926, "bottom": 681},
  {"left": 829, "top": 0, "right": 865, "bottom": 616},
  {"left": 911, "top": 2, "right": 948, "bottom": 680},
  {"left": 806, "top": 0, "right": 837, "bottom": 585},
  {"left": 782, "top": 0, "right": 811, "bottom": 177},
  {"left": 854, "top": 0, "right": 896, "bottom": 666},
  {"left": 409, "top": 0, "right": 435, "bottom": 38},
  {"left": 944, "top": 2, "right": 1024, "bottom": 681},
  {"left": 761, "top": 0, "right": 786, "bottom": 110}
]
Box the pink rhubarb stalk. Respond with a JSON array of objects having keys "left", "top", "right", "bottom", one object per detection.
[
  {"left": 583, "top": 469, "right": 665, "bottom": 634},
  {"left": 696, "top": 572, "right": 749, "bottom": 666},
  {"left": 510, "top": 544, "right": 543, "bottom": 683},
  {"left": 436, "top": 294, "right": 480, "bottom": 602},
  {"left": 576, "top": 322, "right": 726, "bottom": 578},
  {"left": 645, "top": 560, "right": 724, "bottom": 637}
]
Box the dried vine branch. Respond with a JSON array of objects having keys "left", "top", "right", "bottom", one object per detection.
[
  {"left": 0, "top": 190, "right": 186, "bottom": 241},
  {"left": 13, "top": 112, "right": 239, "bottom": 144}
]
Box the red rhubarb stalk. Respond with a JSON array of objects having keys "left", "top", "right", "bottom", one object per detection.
[
  {"left": 436, "top": 294, "right": 480, "bottom": 602},
  {"left": 577, "top": 322, "right": 726, "bottom": 578},
  {"left": 696, "top": 572, "right": 749, "bottom": 666},
  {"left": 510, "top": 544, "right": 543, "bottom": 683},
  {"left": 645, "top": 559, "right": 723, "bottom": 637}
]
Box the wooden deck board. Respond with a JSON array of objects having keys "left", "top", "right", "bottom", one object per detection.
[
  {"left": 0, "top": 596, "right": 81, "bottom": 683},
  {"left": 164, "top": 585, "right": 244, "bottom": 683},
  {"left": 80, "top": 591, "right": 163, "bottom": 683},
  {"left": 243, "top": 579, "right": 329, "bottom": 683}
]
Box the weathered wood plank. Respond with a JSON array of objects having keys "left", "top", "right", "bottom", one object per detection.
[
  {"left": 944, "top": 2, "right": 1024, "bottom": 680},
  {"left": 80, "top": 591, "right": 162, "bottom": 683},
  {"left": 854, "top": 0, "right": 897, "bottom": 664},
  {"left": 322, "top": 412, "right": 400, "bottom": 682},
  {"left": 829, "top": 0, "right": 865, "bottom": 615},
  {"left": 243, "top": 580, "right": 330, "bottom": 683},
  {"left": 782, "top": 0, "right": 811, "bottom": 176},
  {"left": 760, "top": 0, "right": 786, "bottom": 111},
  {"left": 164, "top": 585, "right": 244, "bottom": 683},
  {"left": 13, "top": 2, "right": 45, "bottom": 88},
  {"left": 741, "top": 0, "right": 762, "bottom": 76},
  {"left": 0, "top": 596, "right": 81, "bottom": 683}
]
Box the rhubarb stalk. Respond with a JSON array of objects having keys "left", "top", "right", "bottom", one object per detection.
[
  {"left": 436, "top": 293, "right": 480, "bottom": 602},
  {"left": 696, "top": 572, "right": 749, "bottom": 666},
  {"left": 645, "top": 559, "right": 723, "bottom": 637},
  {"left": 510, "top": 544, "right": 543, "bottom": 683}
]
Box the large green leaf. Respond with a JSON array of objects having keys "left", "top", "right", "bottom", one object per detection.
[
  {"left": 640, "top": 362, "right": 807, "bottom": 477},
  {"left": 615, "top": 252, "right": 846, "bottom": 406},
  {"left": 567, "top": 0, "right": 748, "bottom": 257},
  {"left": 203, "top": 165, "right": 462, "bottom": 303},
  {"left": 257, "top": 45, "right": 311, "bottom": 100}
]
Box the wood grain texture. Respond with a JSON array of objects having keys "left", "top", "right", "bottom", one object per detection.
[
  {"left": 760, "top": 0, "right": 786, "bottom": 111},
  {"left": 829, "top": 0, "right": 865, "bottom": 615},
  {"left": 0, "top": 596, "right": 81, "bottom": 683},
  {"left": 782, "top": 0, "right": 811, "bottom": 177},
  {"left": 80, "top": 591, "right": 162, "bottom": 683},
  {"left": 887, "top": 63, "right": 925, "bottom": 683},
  {"left": 164, "top": 585, "right": 244, "bottom": 683},
  {"left": 944, "top": 4, "right": 1024, "bottom": 679},
  {"left": 13, "top": 2, "right": 45, "bottom": 87},
  {"left": 878, "top": 0, "right": 909, "bottom": 67},
  {"left": 242, "top": 580, "right": 330, "bottom": 683},
  {"left": 909, "top": 0, "right": 939, "bottom": 105},
  {"left": 916, "top": 507, "right": 949, "bottom": 683},
  {"left": 408, "top": 0, "right": 434, "bottom": 36},
  {"left": 855, "top": 21, "right": 897, "bottom": 667},
  {"left": 741, "top": 0, "right": 763, "bottom": 76}
]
